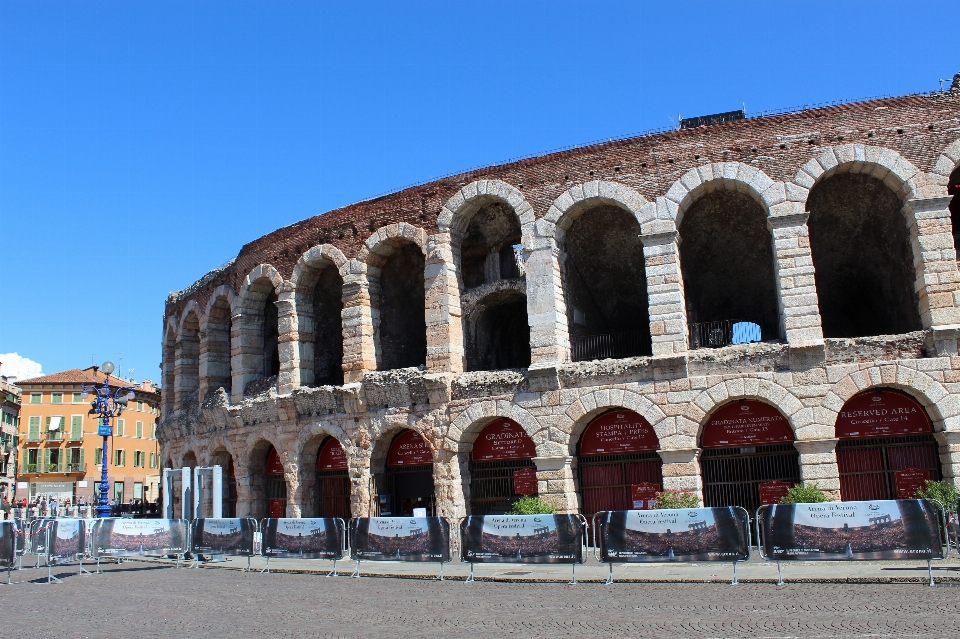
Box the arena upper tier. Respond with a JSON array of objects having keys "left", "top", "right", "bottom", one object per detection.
[{"left": 161, "top": 77, "right": 960, "bottom": 521}]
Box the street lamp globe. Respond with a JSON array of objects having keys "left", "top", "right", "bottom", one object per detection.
[{"left": 101, "top": 361, "right": 115, "bottom": 375}]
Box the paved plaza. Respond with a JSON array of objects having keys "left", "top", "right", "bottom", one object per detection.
[{"left": 4, "top": 560, "right": 960, "bottom": 638}]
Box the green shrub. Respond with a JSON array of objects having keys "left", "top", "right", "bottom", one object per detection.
[
  {"left": 915, "top": 479, "right": 959, "bottom": 513},
  {"left": 779, "top": 483, "right": 830, "bottom": 504},
  {"left": 653, "top": 490, "right": 700, "bottom": 509},
  {"left": 508, "top": 496, "right": 557, "bottom": 515}
]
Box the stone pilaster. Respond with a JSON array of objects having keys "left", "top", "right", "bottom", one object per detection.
[
  {"left": 424, "top": 233, "right": 464, "bottom": 373},
  {"left": 793, "top": 438, "right": 840, "bottom": 500},
  {"left": 230, "top": 311, "right": 262, "bottom": 405},
  {"left": 642, "top": 230, "right": 688, "bottom": 356},
  {"left": 934, "top": 431, "right": 960, "bottom": 489},
  {"left": 657, "top": 448, "right": 702, "bottom": 500},
  {"left": 768, "top": 214, "right": 826, "bottom": 347},
  {"left": 276, "top": 285, "right": 299, "bottom": 395},
  {"left": 341, "top": 262, "right": 378, "bottom": 383},
  {"left": 534, "top": 456, "right": 578, "bottom": 513},
  {"left": 525, "top": 221, "right": 569, "bottom": 365},
  {"left": 904, "top": 197, "right": 960, "bottom": 333},
  {"left": 433, "top": 448, "right": 466, "bottom": 520},
  {"left": 199, "top": 324, "right": 231, "bottom": 401}
]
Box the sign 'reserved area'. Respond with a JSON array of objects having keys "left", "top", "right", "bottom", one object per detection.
[
  {"left": 580, "top": 410, "right": 659, "bottom": 456},
  {"left": 460, "top": 514, "right": 585, "bottom": 564},
  {"left": 317, "top": 437, "right": 348, "bottom": 470},
  {"left": 835, "top": 391, "right": 932, "bottom": 439},
  {"left": 597, "top": 507, "right": 750, "bottom": 562},
  {"left": 700, "top": 400, "right": 794, "bottom": 448},
  {"left": 387, "top": 430, "right": 434, "bottom": 466},
  {"left": 263, "top": 518, "right": 345, "bottom": 559},
  {"left": 472, "top": 419, "right": 536, "bottom": 461},
  {"left": 350, "top": 517, "right": 451, "bottom": 562},
  {"left": 759, "top": 500, "right": 943, "bottom": 560},
  {"left": 192, "top": 518, "right": 257, "bottom": 556}
]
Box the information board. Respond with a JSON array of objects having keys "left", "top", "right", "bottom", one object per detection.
[
  {"left": 472, "top": 419, "right": 537, "bottom": 461},
  {"left": 460, "top": 514, "right": 584, "bottom": 564},
  {"left": 579, "top": 410, "right": 659, "bottom": 455},
  {"left": 513, "top": 468, "right": 538, "bottom": 496},
  {"left": 597, "top": 507, "right": 750, "bottom": 562},
  {"left": 701, "top": 400, "right": 793, "bottom": 448},
  {"left": 759, "top": 481, "right": 792, "bottom": 506},
  {"left": 192, "top": 518, "right": 257, "bottom": 556},
  {"left": 350, "top": 517, "right": 450, "bottom": 562},
  {"left": 894, "top": 468, "right": 930, "bottom": 498},
  {"left": 387, "top": 430, "right": 434, "bottom": 466},
  {"left": 835, "top": 391, "right": 932, "bottom": 439},
  {"left": 262, "top": 518, "right": 344, "bottom": 559},
  {"left": 92, "top": 518, "right": 189, "bottom": 558}
]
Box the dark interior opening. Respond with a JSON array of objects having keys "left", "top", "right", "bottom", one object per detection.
[
  {"left": 378, "top": 242, "right": 426, "bottom": 370},
  {"left": 949, "top": 166, "right": 960, "bottom": 257},
  {"left": 465, "top": 290, "right": 530, "bottom": 371},
  {"left": 263, "top": 290, "right": 280, "bottom": 377},
  {"left": 459, "top": 201, "right": 522, "bottom": 290},
  {"left": 207, "top": 297, "right": 232, "bottom": 396},
  {"left": 311, "top": 267, "right": 344, "bottom": 385}
]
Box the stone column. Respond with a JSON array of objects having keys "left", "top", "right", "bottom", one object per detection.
[
  {"left": 230, "top": 311, "right": 263, "bottom": 405},
  {"left": 793, "top": 439, "right": 840, "bottom": 500},
  {"left": 658, "top": 449, "right": 702, "bottom": 501},
  {"left": 935, "top": 431, "right": 960, "bottom": 489},
  {"left": 903, "top": 196, "right": 960, "bottom": 344},
  {"left": 433, "top": 447, "right": 466, "bottom": 520},
  {"left": 276, "top": 284, "right": 300, "bottom": 395},
  {"left": 641, "top": 231, "right": 688, "bottom": 356},
  {"left": 424, "top": 233, "right": 464, "bottom": 373},
  {"left": 341, "top": 261, "right": 378, "bottom": 383},
  {"left": 284, "top": 460, "right": 302, "bottom": 518},
  {"left": 234, "top": 472, "right": 254, "bottom": 518},
  {"left": 768, "top": 214, "right": 826, "bottom": 349},
  {"left": 525, "top": 219, "right": 569, "bottom": 365},
  {"left": 534, "top": 456, "right": 578, "bottom": 513}
]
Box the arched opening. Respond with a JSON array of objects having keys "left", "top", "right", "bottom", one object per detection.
[
  {"left": 374, "top": 242, "right": 426, "bottom": 370},
  {"left": 679, "top": 190, "right": 780, "bottom": 348},
  {"left": 161, "top": 326, "right": 176, "bottom": 416},
  {"left": 469, "top": 418, "right": 537, "bottom": 515},
  {"left": 577, "top": 409, "right": 662, "bottom": 519},
  {"left": 239, "top": 277, "right": 281, "bottom": 396},
  {"left": 263, "top": 290, "right": 280, "bottom": 378},
  {"left": 699, "top": 400, "right": 800, "bottom": 512},
  {"left": 315, "top": 436, "right": 350, "bottom": 518},
  {"left": 836, "top": 389, "right": 941, "bottom": 501},
  {"left": 264, "top": 445, "right": 286, "bottom": 518},
  {"left": 464, "top": 287, "right": 530, "bottom": 371},
  {"left": 564, "top": 205, "right": 652, "bottom": 361},
  {"left": 949, "top": 166, "right": 960, "bottom": 256},
  {"left": 458, "top": 200, "right": 524, "bottom": 290},
  {"left": 372, "top": 430, "right": 435, "bottom": 516},
  {"left": 297, "top": 260, "right": 344, "bottom": 387},
  {"left": 204, "top": 296, "right": 233, "bottom": 397},
  {"left": 182, "top": 451, "right": 198, "bottom": 468},
  {"left": 808, "top": 172, "right": 921, "bottom": 337},
  {"left": 211, "top": 448, "right": 237, "bottom": 517},
  {"left": 175, "top": 312, "right": 200, "bottom": 409}
]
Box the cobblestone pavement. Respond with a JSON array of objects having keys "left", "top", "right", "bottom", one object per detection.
[{"left": 4, "top": 561, "right": 960, "bottom": 638}]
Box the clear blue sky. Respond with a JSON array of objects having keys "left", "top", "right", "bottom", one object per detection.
[{"left": 0, "top": 0, "right": 956, "bottom": 384}]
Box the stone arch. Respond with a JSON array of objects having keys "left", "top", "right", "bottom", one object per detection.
[
  {"left": 181, "top": 450, "right": 198, "bottom": 468},
  {"left": 680, "top": 378, "right": 807, "bottom": 443},
  {"left": 821, "top": 364, "right": 960, "bottom": 435},
  {"left": 358, "top": 223, "right": 428, "bottom": 371},
  {"left": 161, "top": 317, "right": 178, "bottom": 417},
  {"left": 175, "top": 303, "right": 202, "bottom": 411},
  {"left": 932, "top": 138, "right": 960, "bottom": 191},
  {"left": 446, "top": 400, "right": 556, "bottom": 456},
  {"left": 665, "top": 163, "right": 785, "bottom": 229},
  {"left": 546, "top": 180, "right": 653, "bottom": 237},
  {"left": 290, "top": 245, "right": 348, "bottom": 387},
  {"left": 438, "top": 179, "right": 534, "bottom": 242},
  {"left": 792, "top": 145, "right": 926, "bottom": 205},
  {"left": 293, "top": 421, "right": 353, "bottom": 518},
  {"left": 233, "top": 264, "right": 285, "bottom": 401},
  {"left": 200, "top": 285, "right": 236, "bottom": 399},
  {"left": 561, "top": 389, "right": 668, "bottom": 455},
  {"left": 244, "top": 435, "right": 285, "bottom": 518}
]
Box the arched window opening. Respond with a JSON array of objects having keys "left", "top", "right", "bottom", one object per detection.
[
  {"left": 836, "top": 389, "right": 941, "bottom": 501},
  {"left": 459, "top": 200, "right": 523, "bottom": 290},
  {"left": 205, "top": 296, "right": 233, "bottom": 397},
  {"left": 376, "top": 242, "right": 426, "bottom": 371},
  {"left": 577, "top": 410, "right": 662, "bottom": 519},
  {"left": 699, "top": 400, "right": 800, "bottom": 512},
  {"left": 564, "top": 205, "right": 652, "bottom": 361},
  {"left": 176, "top": 312, "right": 200, "bottom": 410},
  {"left": 949, "top": 166, "right": 960, "bottom": 258},
  {"left": 808, "top": 172, "right": 921, "bottom": 337},
  {"left": 161, "top": 326, "right": 176, "bottom": 416},
  {"left": 263, "top": 445, "right": 286, "bottom": 518},
  {"left": 679, "top": 191, "right": 780, "bottom": 349},
  {"left": 263, "top": 290, "right": 280, "bottom": 378},
  {"left": 211, "top": 449, "right": 237, "bottom": 518},
  {"left": 469, "top": 418, "right": 537, "bottom": 516},
  {"left": 316, "top": 437, "right": 350, "bottom": 518},
  {"left": 311, "top": 267, "right": 344, "bottom": 386},
  {"left": 464, "top": 288, "right": 530, "bottom": 371},
  {"left": 372, "top": 430, "right": 435, "bottom": 517}
]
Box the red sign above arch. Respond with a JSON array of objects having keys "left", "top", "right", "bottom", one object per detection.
[
  {"left": 472, "top": 418, "right": 537, "bottom": 461},
  {"left": 836, "top": 390, "right": 931, "bottom": 439},
  {"left": 317, "top": 437, "right": 348, "bottom": 471},
  {"left": 265, "top": 447, "right": 284, "bottom": 475},
  {"left": 579, "top": 410, "right": 660, "bottom": 456},
  {"left": 700, "top": 400, "right": 794, "bottom": 448},
  {"left": 387, "top": 430, "right": 434, "bottom": 467}
]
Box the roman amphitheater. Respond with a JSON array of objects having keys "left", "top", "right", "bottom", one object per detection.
[{"left": 160, "top": 76, "right": 960, "bottom": 521}]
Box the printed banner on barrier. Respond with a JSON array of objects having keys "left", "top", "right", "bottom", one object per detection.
[
  {"left": 49, "top": 519, "right": 85, "bottom": 558},
  {"left": 29, "top": 518, "right": 56, "bottom": 556},
  {"left": 192, "top": 518, "right": 256, "bottom": 556},
  {"left": 350, "top": 517, "right": 451, "bottom": 562},
  {"left": 598, "top": 507, "right": 749, "bottom": 562},
  {"left": 262, "top": 518, "right": 344, "bottom": 559},
  {"left": 460, "top": 514, "right": 584, "bottom": 564},
  {"left": 760, "top": 499, "right": 943, "bottom": 560},
  {"left": 0, "top": 521, "right": 14, "bottom": 567},
  {"left": 93, "top": 519, "right": 189, "bottom": 558}
]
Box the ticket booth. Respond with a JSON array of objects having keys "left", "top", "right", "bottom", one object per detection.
[
  {"left": 469, "top": 418, "right": 537, "bottom": 516},
  {"left": 316, "top": 436, "right": 351, "bottom": 518},
  {"left": 699, "top": 400, "right": 801, "bottom": 512},
  {"left": 376, "top": 430, "right": 435, "bottom": 517},
  {"left": 577, "top": 409, "right": 663, "bottom": 516},
  {"left": 836, "top": 389, "right": 941, "bottom": 501},
  {"left": 264, "top": 446, "right": 287, "bottom": 518}
]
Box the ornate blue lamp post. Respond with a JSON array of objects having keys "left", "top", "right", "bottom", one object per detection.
[{"left": 82, "top": 361, "right": 136, "bottom": 518}]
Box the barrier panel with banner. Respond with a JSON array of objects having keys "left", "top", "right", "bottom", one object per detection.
[
  {"left": 191, "top": 518, "right": 258, "bottom": 570},
  {"left": 594, "top": 507, "right": 750, "bottom": 584},
  {"left": 459, "top": 514, "right": 587, "bottom": 582},
  {"left": 260, "top": 518, "right": 346, "bottom": 575},
  {"left": 0, "top": 521, "right": 14, "bottom": 583},
  {"left": 349, "top": 517, "right": 451, "bottom": 579},
  {"left": 91, "top": 518, "right": 190, "bottom": 569},
  {"left": 758, "top": 499, "right": 947, "bottom": 585}
]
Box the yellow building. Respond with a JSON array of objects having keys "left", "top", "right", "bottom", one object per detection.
[{"left": 15, "top": 367, "right": 161, "bottom": 504}]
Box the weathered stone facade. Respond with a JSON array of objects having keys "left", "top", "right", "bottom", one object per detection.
[{"left": 160, "top": 81, "right": 960, "bottom": 520}]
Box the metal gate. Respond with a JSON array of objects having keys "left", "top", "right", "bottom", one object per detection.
[
  {"left": 701, "top": 443, "right": 801, "bottom": 512},
  {"left": 265, "top": 475, "right": 287, "bottom": 517},
  {"left": 837, "top": 434, "right": 941, "bottom": 501},
  {"left": 578, "top": 451, "right": 662, "bottom": 516},
  {"left": 469, "top": 458, "right": 535, "bottom": 515},
  {"left": 316, "top": 469, "right": 351, "bottom": 518},
  {"left": 370, "top": 464, "right": 435, "bottom": 517}
]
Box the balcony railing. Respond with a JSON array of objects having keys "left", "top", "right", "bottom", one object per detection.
[
  {"left": 571, "top": 330, "right": 650, "bottom": 362},
  {"left": 65, "top": 462, "right": 87, "bottom": 473},
  {"left": 23, "top": 463, "right": 38, "bottom": 473},
  {"left": 688, "top": 316, "right": 781, "bottom": 350}
]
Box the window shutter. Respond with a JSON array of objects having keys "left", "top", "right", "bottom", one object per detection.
[
  {"left": 95, "top": 448, "right": 102, "bottom": 465},
  {"left": 79, "top": 447, "right": 85, "bottom": 468},
  {"left": 136, "top": 421, "right": 143, "bottom": 438},
  {"left": 71, "top": 416, "right": 83, "bottom": 440},
  {"left": 122, "top": 450, "right": 126, "bottom": 466},
  {"left": 28, "top": 416, "right": 40, "bottom": 440},
  {"left": 43, "top": 448, "right": 51, "bottom": 471}
]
